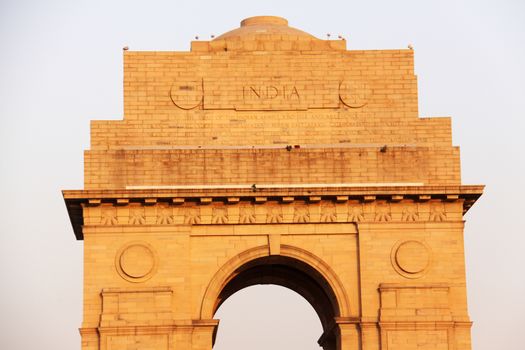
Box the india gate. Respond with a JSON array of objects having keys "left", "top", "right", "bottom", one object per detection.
[{"left": 63, "top": 16, "right": 483, "bottom": 350}]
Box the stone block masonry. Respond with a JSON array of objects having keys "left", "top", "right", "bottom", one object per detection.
[{"left": 64, "top": 16, "right": 483, "bottom": 350}]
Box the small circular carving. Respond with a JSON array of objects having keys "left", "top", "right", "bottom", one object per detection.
[
  {"left": 169, "top": 80, "right": 203, "bottom": 110},
  {"left": 339, "top": 80, "right": 372, "bottom": 108},
  {"left": 116, "top": 242, "right": 157, "bottom": 283},
  {"left": 396, "top": 241, "right": 428, "bottom": 273},
  {"left": 120, "top": 245, "right": 154, "bottom": 277},
  {"left": 391, "top": 240, "right": 431, "bottom": 279}
]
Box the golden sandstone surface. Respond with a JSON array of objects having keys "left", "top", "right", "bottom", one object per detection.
[{"left": 63, "top": 16, "right": 483, "bottom": 350}]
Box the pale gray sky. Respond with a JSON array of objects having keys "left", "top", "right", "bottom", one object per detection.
[{"left": 1, "top": 0, "right": 524, "bottom": 349}]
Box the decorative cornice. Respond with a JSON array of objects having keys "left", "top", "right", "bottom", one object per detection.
[{"left": 63, "top": 185, "right": 483, "bottom": 240}]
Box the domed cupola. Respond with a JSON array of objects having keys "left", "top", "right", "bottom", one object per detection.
[{"left": 191, "top": 16, "right": 346, "bottom": 52}]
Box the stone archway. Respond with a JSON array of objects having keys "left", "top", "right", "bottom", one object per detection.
[
  {"left": 64, "top": 15, "right": 483, "bottom": 350},
  {"left": 200, "top": 245, "right": 354, "bottom": 350}
]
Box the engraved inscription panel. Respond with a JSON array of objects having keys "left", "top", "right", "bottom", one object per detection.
[
  {"left": 202, "top": 77, "right": 341, "bottom": 110},
  {"left": 171, "top": 77, "right": 375, "bottom": 111},
  {"left": 236, "top": 79, "right": 308, "bottom": 111}
]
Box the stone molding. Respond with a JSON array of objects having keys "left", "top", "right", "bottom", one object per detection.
[
  {"left": 64, "top": 185, "right": 483, "bottom": 239},
  {"left": 84, "top": 200, "right": 462, "bottom": 227}
]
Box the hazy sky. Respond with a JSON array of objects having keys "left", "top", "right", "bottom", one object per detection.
[{"left": 1, "top": 1, "right": 524, "bottom": 349}]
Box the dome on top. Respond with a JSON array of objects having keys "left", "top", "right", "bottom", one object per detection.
[
  {"left": 190, "top": 16, "right": 346, "bottom": 52},
  {"left": 214, "top": 16, "right": 317, "bottom": 41}
]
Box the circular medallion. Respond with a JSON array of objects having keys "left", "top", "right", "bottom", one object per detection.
[
  {"left": 169, "top": 79, "right": 203, "bottom": 110},
  {"left": 116, "top": 242, "right": 157, "bottom": 282},
  {"left": 391, "top": 240, "right": 431, "bottom": 279},
  {"left": 339, "top": 80, "right": 372, "bottom": 108}
]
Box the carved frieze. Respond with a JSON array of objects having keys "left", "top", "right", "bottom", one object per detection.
[
  {"left": 100, "top": 206, "right": 118, "bottom": 225},
  {"left": 211, "top": 207, "right": 228, "bottom": 224},
  {"left": 266, "top": 206, "right": 283, "bottom": 223},
  {"left": 156, "top": 205, "right": 174, "bottom": 225},
  {"left": 128, "top": 206, "right": 146, "bottom": 225},
  {"left": 293, "top": 205, "right": 310, "bottom": 223},
  {"left": 347, "top": 204, "right": 365, "bottom": 222},
  {"left": 183, "top": 207, "right": 201, "bottom": 225},
  {"left": 401, "top": 205, "right": 419, "bottom": 222},
  {"left": 320, "top": 203, "right": 337, "bottom": 222},
  {"left": 239, "top": 204, "right": 256, "bottom": 224},
  {"left": 84, "top": 197, "right": 459, "bottom": 227},
  {"left": 429, "top": 202, "right": 447, "bottom": 222},
  {"left": 374, "top": 202, "right": 392, "bottom": 222}
]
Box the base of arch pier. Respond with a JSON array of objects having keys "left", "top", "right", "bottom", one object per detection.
[
  {"left": 318, "top": 317, "right": 361, "bottom": 350},
  {"left": 191, "top": 319, "right": 219, "bottom": 350}
]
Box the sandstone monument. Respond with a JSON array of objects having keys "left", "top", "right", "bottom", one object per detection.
[{"left": 63, "top": 16, "right": 483, "bottom": 350}]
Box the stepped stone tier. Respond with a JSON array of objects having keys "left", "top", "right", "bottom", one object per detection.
[{"left": 63, "top": 16, "right": 483, "bottom": 350}]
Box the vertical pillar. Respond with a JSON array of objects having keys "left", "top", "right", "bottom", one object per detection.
[
  {"left": 360, "top": 321, "right": 380, "bottom": 350},
  {"left": 336, "top": 318, "right": 361, "bottom": 350},
  {"left": 79, "top": 327, "right": 99, "bottom": 350},
  {"left": 453, "top": 322, "right": 473, "bottom": 350},
  {"left": 191, "top": 320, "right": 219, "bottom": 350}
]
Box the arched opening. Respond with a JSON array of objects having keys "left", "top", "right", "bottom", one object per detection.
[
  {"left": 205, "top": 253, "right": 344, "bottom": 350},
  {"left": 213, "top": 285, "right": 323, "bottom": 350}
]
